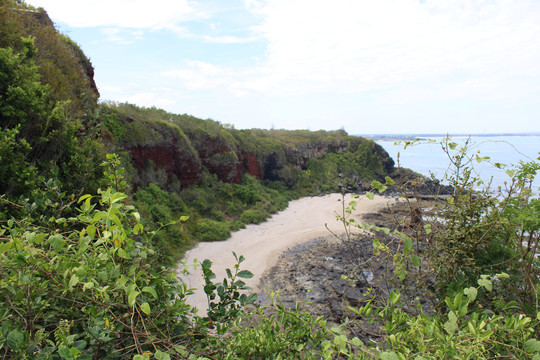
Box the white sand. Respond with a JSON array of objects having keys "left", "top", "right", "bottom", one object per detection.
[{"left": 176, "top": 193, "right": 397, "bottom": 313}]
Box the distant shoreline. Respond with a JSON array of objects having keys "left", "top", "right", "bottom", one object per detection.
[{"left": 359, "top": 133, "right": 540, "bottom": 141}]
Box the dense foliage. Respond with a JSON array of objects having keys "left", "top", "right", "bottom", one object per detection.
[{"left": 0, "top": 1, "right": 105, "bottom": 222}]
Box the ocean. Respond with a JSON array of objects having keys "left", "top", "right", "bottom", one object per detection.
[{"left": 374, "top": 135, "right": 540, "bottom": 194}]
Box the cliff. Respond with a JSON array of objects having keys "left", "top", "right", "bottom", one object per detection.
[{"left": 100, "top": 103, "right": 395, "bottom": 192}]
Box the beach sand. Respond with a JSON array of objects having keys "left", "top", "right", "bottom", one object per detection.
[{"left": 176, "top": 193, "right": 397, "bottom": 313}]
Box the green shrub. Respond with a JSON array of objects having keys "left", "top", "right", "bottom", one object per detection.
[
  {"left": 101, "top": 112, "right": 126, "bottom": 141},
  {"left": 222, "top": 296, "right": 329, "bottom": 359},
  {"left": 194, "top": 218, "right": 231, "bottom": 242},
  {"left": 240, "top": 208, "right": 267, "bottom": 225},
  {"left": 227, "top": 219, "right": 246, "bottom": 231},
  {"left": 225, "top": 201, "right": 243, "bottom": 216}
]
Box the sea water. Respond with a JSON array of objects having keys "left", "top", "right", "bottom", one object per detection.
[{"left": 375, "top": 135, "right": 540, "bottom": 194}]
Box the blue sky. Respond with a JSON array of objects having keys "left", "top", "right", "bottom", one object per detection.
[{"left": 26, "top": 0, "right": 540, "bottom": 135}]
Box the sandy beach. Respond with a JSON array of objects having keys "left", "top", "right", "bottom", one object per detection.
[{"left": 176, "top": 193, "right": 397, "bottom": 313}]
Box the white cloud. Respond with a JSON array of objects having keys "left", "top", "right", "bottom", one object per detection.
[
  {"left": 158, "top": 0, "right": 540, "bottom": 104},
  {"left": 27, "top": 0, "right": 205, "bottom": 29},
  {"left": 201, "top": 34, "right": 257, "bottom": 44},
  {"left": 124, "top": 92, "right": 176, "bottom": 109},
  {"left": 163, "top": 61, "right": 232, "bottom": 90},
  {"left": 237, "top": 0, "right": 540, "bottom": 99},
  {"left": 99, "top": 28, "right": 145, "bottom": 44}
]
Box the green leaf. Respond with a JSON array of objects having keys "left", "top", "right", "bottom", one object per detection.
[
  {"left": 496, "top": 272, "right": 509, "bottom": 280},
  {"left": 7, "top": 329, "right": 24, "bottom": 350},
  {"left": 371, "top": 180, "right": 387, "bottom": 193},
  {"left": 233, "top": 280, "right": 246, "bottom": 288},
  {"left": 464, "top": 287, "right": 477, "bottom": 303},
  {"left": 86, "top": 224, "right": 96, "bottom": 239},
  {"left": 49, "top": 234, "right": 66, "bottom": 252},
  {"left": 58, "top": 346, "right": 71, "bottom": 359},
  {"left": 92, "top": 211, "right": 107, "bottom": 223},
  {"left": 475, "top": 155, "right": 490, "bottom": 163},
  {"left": 237, "top": 270, "right": 254, "bottom": 279},
  {"left": 389, "top": 291, "right": 401, "bottom": 305},
  {"left": 110, "top": 192, "right": 128, "bottom": 204},
  {"left": 69, "top": 274, "right": 79, "bottom": 290},
  {"left": 117, "top": 248, "right": 129, "bottom": 259},
  {"left": 154, "top": 350, "right": 171, "bottom": 360},
  {"left": 525, "top": 339, "right": 540, "bottom": 353},
  {"left": 133, "top": 355, "right": 150, "bottom": 360},
  {"left": 70, "top": 347, "right": 82, "bottom": 357},
  {"left": 246, "top": 293, "right": 257, "bottom": 304},
  {"left": 444, "top": 312, "right": 458, "bottom": 335},
  {"left": 333, "top": 334, "right": 347, "bottom": 351},
  {"left": 478, "top": 276, "right": 492, "bottom": 291},
  {"left": 34, "top": 233, "right": 47, "bottom": 244},
  {"left": 140, "top": 302, "right": 151, "bottom": 315},
  {"left": 351, "top": 337, "right": 362, "bottom": 347},
  {"left": 73, "top": 340, "right": 87, "bottom": 351},
  {"left": 366, "top": 192, "right": 375, "bottom": 200},
  {"left": 403, "top": 237, "right": 413, "bottom": 255},
  {"left": 384, "top": 176, "right": 395, "bottom": 185},
  {"left": 83, "top": 282, "right": 94, "bottom": 291},
  {"left": 142, "top": 286, "right": 158, "bottom": 299},
  {"left": 381, "top": 352, "right": 400, "bottom": 360},
  {"left": 127, "top": 285, "right": 140, "bottom": 307},
  {"left": 411, "top": 255, "right": 420, "bottom": 267},
  {"left": 78, "top": 194, "right": 92, "bottom": 203},
  {"left": 0, "top": 241, "right": 14, "bottom": 254},
  {"left": 372, "top": 238, "right": 382, "bottom": 255},
  {"left": 133, "top": 223, "right": 143, "bottom": 235}
]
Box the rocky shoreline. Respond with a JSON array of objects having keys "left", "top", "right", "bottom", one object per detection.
[{"left": 255, "top": 199, "right": 438, "bottom": 342}]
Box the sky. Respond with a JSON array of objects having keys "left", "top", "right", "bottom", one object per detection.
[{"left": 26, "top": 0, "right": 540, "bottom": 135}]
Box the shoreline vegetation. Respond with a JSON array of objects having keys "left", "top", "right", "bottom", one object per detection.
[{"left": 1, "top": 2, "right": 539, "bottom": 358}]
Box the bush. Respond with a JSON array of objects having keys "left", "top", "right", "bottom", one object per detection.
[
  {"left": 240, "top": 208, "right": 267, "bottom": 225},
  {"left": 194, "top": 218, "right": 231, "bottom": 242},
  {"left": 227, "top": 219, "right": 246, "bottom": 231}
]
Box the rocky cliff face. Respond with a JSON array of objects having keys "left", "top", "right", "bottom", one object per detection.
[
  {"left": 125, "top": 130, "right": 394, "bottom": 190},
  {"left": 129, "top": 140, "right": 200, "bottom": 188},
  {"left": 122, "top": 119, "right": 201, "bottom": 189},
  {"left": 284, "top": 140, "right": 350, "bottom": 169}
]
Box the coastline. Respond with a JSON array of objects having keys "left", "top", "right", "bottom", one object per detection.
[{"left": 176, "top": 193, "right": 399, "bottom": 313}]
